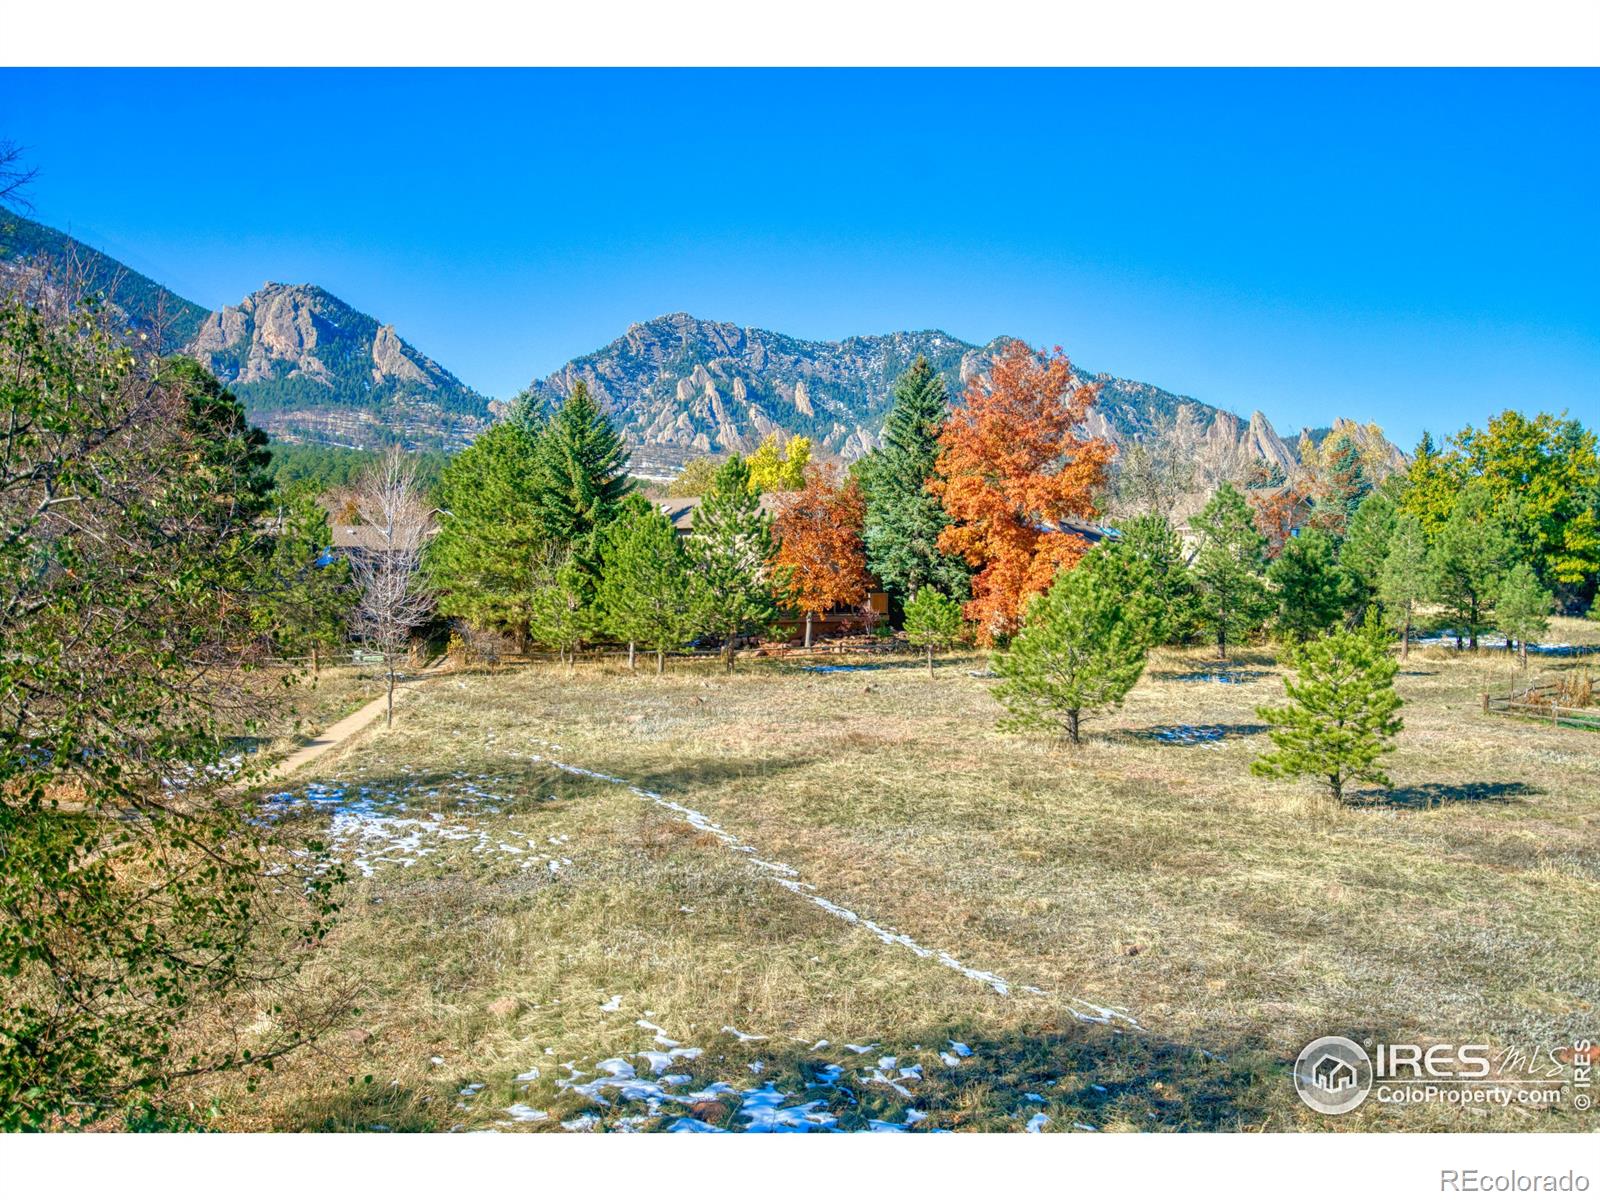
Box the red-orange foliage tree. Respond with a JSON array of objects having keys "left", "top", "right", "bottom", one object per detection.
[
  {"left": 932, "top": 342, "right": 1113, "bottom": 644},
  {"left": 772, "top": 464, "right": 872, "bottom": 647}
]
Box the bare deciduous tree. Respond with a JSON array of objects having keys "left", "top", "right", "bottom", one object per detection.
[
  {"left": 0, "top": 138, "right": 37, "bottom": 210},
  {"left": 350, "top": 447, "right": 436, "bottom": 727},
  {"left": 1111, "top": 418, "right": 1198, "bottom": 520}
]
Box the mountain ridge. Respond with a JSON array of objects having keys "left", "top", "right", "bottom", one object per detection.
[
  {"left": 3, "top": 214, "right": 1385, "bottom": 479},
  {"left": 522, "top": 310, "right": 1305, "bottom": 481}
]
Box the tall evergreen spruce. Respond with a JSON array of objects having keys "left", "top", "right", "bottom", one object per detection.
[
  {"left": 1268, "top": 528, "right": 1346, "bottom": 643},
  {"left": 532, "top": 380, "right": 632, "bottom": 573},
  {"left": 688, "top": 455, "right": 780, "bottom": 672},
  {"left": 1377, "top": 512, "right": 1429, "bottom": 659},
  {"left": 861, "top": 357, "right": 970, "bottom": 603},
  {"left": 991, "top": 550, "right": 1151, "bottom": 745},
  {"left": 1496, "top": 562, "right": 1553, "bottom": 669},
  {"left": 1252, "top": 615, "right": 1404, "bottom": 806},
  {"left": 1191, "top": 482, "right": 1271, "bottom": 659},
  {"left": 429, "top": 420, "right": 548, "bottom": 641},
  {"left": 597, "top": 495, "right": 697, "bottom": 672},
  {"left": 901, "top": 586, "right": 965, "bottom": 677}
]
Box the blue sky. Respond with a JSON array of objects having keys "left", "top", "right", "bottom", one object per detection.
[{"left": 1, "top": 68, "right": 1595, "bottom": 446}]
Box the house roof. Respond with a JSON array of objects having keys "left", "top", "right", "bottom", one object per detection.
[
  {"left": 658, "top": 493, "right": 790, "bottom": 533},
  {"left": 330, "top": 522, "right": 437, "bottom": 551}
]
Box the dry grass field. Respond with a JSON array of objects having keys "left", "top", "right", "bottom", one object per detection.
[{"left": 203, "top": 619, "right": 1600, "bottom": 1133}]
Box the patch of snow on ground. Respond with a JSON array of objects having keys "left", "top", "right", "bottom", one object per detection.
[{"left": 1152, "top": 725, "right": 1226, "bottom": 747}]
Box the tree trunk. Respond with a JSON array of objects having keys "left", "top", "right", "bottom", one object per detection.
[
  {"left": 628, "top": 640, "right": 636, "bottom": 670},
  {"left": 927, "top": 643, "right": 935, "bottom": 678},
  {"left": 804, "top": 612, "right": 813, "bottom": 649},
  {"left": 656, "top": 647, "right": 665, "bottom": 675},
  {"left": 724, "top": 639, "right": 735, "bottom": 673},
  {"left": 1400, "top": 621, "right": 1411, "bottom": 661},
  {"left": 1330, "top": 774, "right": 1343, "bottom": 805},
  {"left": 1066, "top": 709, "right": 1081, "bottom": 744},
  {"left": 1519, "top": 641, "right": 1528, "bottom": 671},
  {"left": 311, "top": 644, "right": 319, "bottom": 676},
  {"left": 386, "top": 666, "right": 395, "bottom": 729}
]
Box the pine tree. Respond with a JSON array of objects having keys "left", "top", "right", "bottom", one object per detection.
[
  {"left": 1496, "top": 562, "right": 1552, "bottom": 670},
  {"left": 428, "top": 420, "right": 548, "bottom": 642},
  {"left": 531, "top": 380, "right": 632, "bottom": 571},
  {"left": 1377, "top": 512, "right": 1429, "bottom": 659},
  {"left": 1109, "top": 513, "right": 1200, "bottom": 645},
  {"left": 596, "top": 495, "right": 697, "bottom": 672},
  {"left": 861, "top": 357, "right": 970, "bottom": 604},
  {"left": 255, "top": 484, "right": 353, "bottom": 671},
  {"left": 902, "top": 586, "right": 965, "bottom": 677},
  {"left": 1252, "top": 615, "right": 1404, "bottom": 805},
  {"left": 528, "top": 556, "right": 597, "bottom": 667},
  {"left": 991, "top": 551, "right": 1151, "bottom": 744},
  {"left": 1191, "top": 482, "right": 1271, "bottom": 659},
  {"left": 1268, "top": 528, "right": 1346, "bottom": 643},
  {"left": 1306, "top": 432, "right": 1371, "bottom": 539},
  {"left": 1338, "top": 489, "right": 1397, "bottom": 624},
  {"left": 1429, "top": 484, "right": 1514, "bottom": 650},
  {"left": 688, "top": 455, "right": 780, "bottom": 672}
]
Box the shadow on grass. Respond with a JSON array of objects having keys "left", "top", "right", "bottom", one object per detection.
[{"left": 1348, "top": 781, "right": 1543, "bottom": 809}]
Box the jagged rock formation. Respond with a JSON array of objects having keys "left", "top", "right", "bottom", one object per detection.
[
  {"left": 523, "top": 312, "right": 1338, "bottom": 482},
  {"left": 184, "top": 283, "right": 490, "bottom": 449}
]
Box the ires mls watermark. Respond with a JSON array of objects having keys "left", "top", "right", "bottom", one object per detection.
[{"left": 1293, "top": 1035, "right": 1593, "bottom": 1116}]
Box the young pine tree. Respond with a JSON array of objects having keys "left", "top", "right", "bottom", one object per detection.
[
  {"left": 596, "top": 496, "right": 697, "bottom": 672},
  {"left": 1428, "top": 484, "right": 1514, "bottom": 649},
  {"left": 1104, "top": 513, "right": 1200, "bottom": 645},
  {"left": 528, "top": 557, "right": 597, "bottom": 667},
  {"left": 1252, "top": 615, "right": 1404, "bottom": 806},
  {"left": 428, "top": 420, "right": 548, "bottom": 643},
  {"left": 256, "top": 485, "right": 353, "bottom": 672},
  {"left": 861, "top": 356, "right": 970, "bottom": 604},
  {"left": 1338, "top": 489, "right": 1397, "bottom": 624},
  {"left": 688, "top": 455, "right": 780, "bottom": 672},
  {"left": 1377, "top": 512, "right": 1429, "bottom": 659},
  {"left": 1191, "top": 482, "right": 1271, "bottom": 659},
  {"left": 990, "top": 550, "right": 1151, "bottom": 745},
  {"left": 1268, "top": 528, "right": 1346, "bottom": 643},
  {"left": 902, "top": 586, "right": 965, "bottom": 677},
  {"left": 1496, "top": 562, "right": 1553, "bottom": 670}
]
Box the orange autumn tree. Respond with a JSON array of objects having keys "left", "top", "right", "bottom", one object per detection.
[
  {"left": 932, "top": 342, "right": 1113, "bottom": 644},
  {"left": 772, "top": 464, "right": 872, "bottom": 648}
]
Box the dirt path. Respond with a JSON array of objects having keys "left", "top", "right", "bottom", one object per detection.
[{"left": 261, "top": 663, "right": 447, "bottom": 787}]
